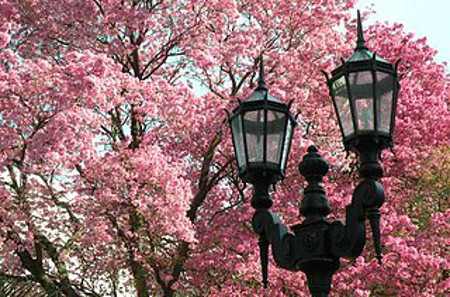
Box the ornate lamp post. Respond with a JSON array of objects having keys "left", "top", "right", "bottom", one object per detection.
[{"left": 227, "top": 11, "right": 400, "bottom": 297}]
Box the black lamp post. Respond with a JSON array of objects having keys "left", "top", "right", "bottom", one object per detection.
[{"left": 228, "top": 11, "right": 400, "bottom": 297}]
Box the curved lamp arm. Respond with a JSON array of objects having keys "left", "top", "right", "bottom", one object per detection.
[
  {"left": 250, "top": 181, "right": 297, "bottom": 287},
  {"left": 252, "top": 210, "right": 296, "bottom": 271},
  {"left": 329, "top": 179, "right": 385, "bottom": 262}
]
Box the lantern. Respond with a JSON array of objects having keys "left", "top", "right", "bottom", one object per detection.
[
  {"left": 325, "top": 11, "right": 400, "bottom": 152},
  {"left": 229, "top": 59, "right": 296, "bottom": 184}
]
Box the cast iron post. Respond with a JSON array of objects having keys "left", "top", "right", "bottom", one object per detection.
[{"left": 250, "top": 145, "right": 385, "bottom": 296}]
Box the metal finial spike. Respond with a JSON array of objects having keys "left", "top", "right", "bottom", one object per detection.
[
  {"left": 257, "top": 56, "right": 267, "bottom": 90},
  {"left": 356, "top": 10, "right": 367, "bottom": 50},
  {"left": 376, "top": 254, "right": 383, "bottom": 265},
  {"left": 258, "top": 236, "right": 269, "bottom": 288}
]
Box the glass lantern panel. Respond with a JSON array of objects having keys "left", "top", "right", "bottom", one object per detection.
[
  {"left": 231, "top": 115, "right": 246, "bottom": 169},
  {"left": 280, "top": 119, "right": 293, "bottom": 172},
  {"left": 349, "top": 71, "right": 374, "bottom": 132},
  {"left": 266, "top": 110, "right": 286, "bottom": 164},
  {"left": 243, "top": 110, "right": 265, "bottom": 163},
  {"left": 332, "top": 76, "right": 354, "bottom": 137},
  {"left": 376, "top": 71, "right": 394, "bottom": 133}
]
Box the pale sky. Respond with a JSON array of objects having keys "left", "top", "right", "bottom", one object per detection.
[{"left": 357, "top": 0, "right": 449, "bottom": 64}]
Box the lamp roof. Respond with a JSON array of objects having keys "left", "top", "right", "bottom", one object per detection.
[
  {"left": 346, "top": 10, "right": 387, "bottom": 63},
  {"left": 243, "top": 57, "right": 283, "bottom": 104}
]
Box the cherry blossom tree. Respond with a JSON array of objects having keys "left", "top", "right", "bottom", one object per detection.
[{"left": 0, "top": 1, "right": 448, "bottom": 296}]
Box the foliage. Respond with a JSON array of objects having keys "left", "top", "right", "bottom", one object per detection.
[
  {"left": 0, "top": 273, "right": 51, "bottom": 297},
  {"left": 0, "top": 1, "right": 449, "bottom": 296},
  {"left": 406, "top": 146, "right": 450, "bottom": 229}
]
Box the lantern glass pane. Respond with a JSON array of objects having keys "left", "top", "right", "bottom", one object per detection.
[
  {"left": 280, "top": 119, "right": 293, "bottom": 171},
  {"left": 266, "top": 110, "right": 286, "bottom": 164},
  {"left": 349, "top": 71, "right": 374, "bottom": 132},
  {"left": 332, "top": 76, "right": 354, "bottom": 137},
  {"left": 244, "top": 110, "right": 265, "bottom": 163},
  {"left": 376, "top": 71, "right": 394, "bottom": 133},
  {"left": 231, "top": 115, "right": 246, "bottom": 169}
]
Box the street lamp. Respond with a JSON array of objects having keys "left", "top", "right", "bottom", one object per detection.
[
  {"left": 324, "top": 10, "right": 400, "bottom": 153},
  {"left": 229, "top": 58, "right": 296, "bottom": 209},
  {"left": 228, "top": 11, "right": 400, "bottom": 297}
]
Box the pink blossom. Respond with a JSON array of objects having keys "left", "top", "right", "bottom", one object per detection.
[{"left": 0, "top": 32, "right": 10, "bottom": 48}]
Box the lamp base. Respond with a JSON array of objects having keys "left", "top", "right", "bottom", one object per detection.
[{"left": 296, "top": 257, "right": 340, "bottom": 297}]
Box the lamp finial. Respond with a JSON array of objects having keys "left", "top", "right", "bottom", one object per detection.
[
  {"left": 356, "top": 10, "right": 367, "bottom": 50},
  {"left": 257, "top": 56, "right": 267, "bottom": 90}
]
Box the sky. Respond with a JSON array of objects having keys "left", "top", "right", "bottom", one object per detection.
[{"left": 357, "top": 0, "right": 449, "bottom": 64}]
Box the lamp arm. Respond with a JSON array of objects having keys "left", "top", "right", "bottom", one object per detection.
[
  {"left": 252, "top": 209, "right": 297, "bottom": 271},
  {"left": 329, "top": 179, "right": 385, "bottom": 261}
]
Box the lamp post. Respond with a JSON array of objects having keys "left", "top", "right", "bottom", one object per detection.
[{"left": 228, "top": 11, "right": 400, "bottom": 296}]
